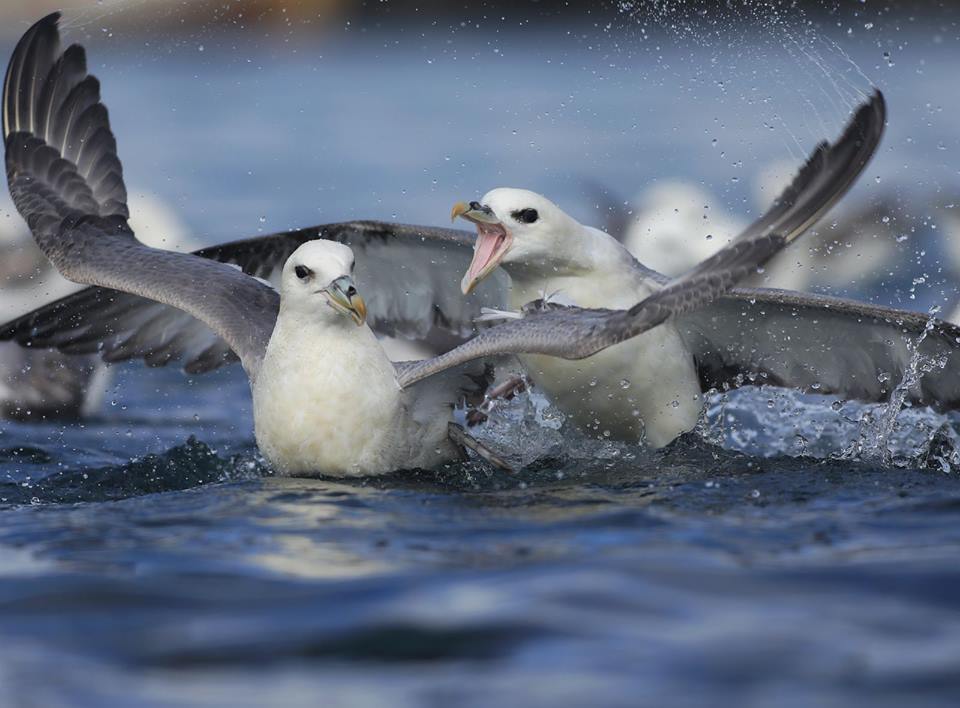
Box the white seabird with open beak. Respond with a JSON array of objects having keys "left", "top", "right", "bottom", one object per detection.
[
  {"left": 445, "top": 88, "right": 887, "bottom": 447},
  {"left": 452, "top": 190, "right": 704, "bottom": 445}
]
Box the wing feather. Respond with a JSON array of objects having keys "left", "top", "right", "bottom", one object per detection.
[
  {"left": 397, "top": 92, "right": 887, "bottom": 389},
  {"left": 3, "top": 13, "right": 275, "bottom": 378},
  {"left": 0, "top": 220, "right": 504, "bottom": 373},
  {"left": 680, "top": 289, "right": 960, "bottom": 409}
]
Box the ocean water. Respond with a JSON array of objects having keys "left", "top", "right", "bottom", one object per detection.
[{"left": 2, "top": 12, "right": 960, "bottom": 707}]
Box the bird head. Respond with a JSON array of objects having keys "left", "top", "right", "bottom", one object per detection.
[
  {"left": 451, "top": 188, "right": 581, "bottom": 294},
  {"left": 281, "top": 241, "right": 367, "bottom": 326}
]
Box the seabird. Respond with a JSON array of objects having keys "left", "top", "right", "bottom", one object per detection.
[
  {"left": 439, "top": 89, "right": 890, "bottom": 445},
  {"left": 2, "top": 14, "right": 810, "bottom": 472},
  {"left": 0, "top": 14, "right": 498, "bottom": 475},
  {"left": 10, "top": 15, "right": 960, "bottom": 458}
]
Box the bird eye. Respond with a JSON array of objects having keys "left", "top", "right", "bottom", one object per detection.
[
  {"left": 512, "top": 208, "right": 539, "bottom": 224},
  {"left": 294, "top": 265, "right": 313, "bottom": 280}
]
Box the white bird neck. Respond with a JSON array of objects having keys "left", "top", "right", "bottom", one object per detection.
[{"left": 263, "top": 305, "right": 397, "bottom": 386}]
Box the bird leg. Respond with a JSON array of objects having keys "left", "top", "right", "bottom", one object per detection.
[
  {"left": 466, "top": 375, "right": 529, "bottom": 426},
  {"left": 448, "top": 422, "right": 513, "bottom": 472}
]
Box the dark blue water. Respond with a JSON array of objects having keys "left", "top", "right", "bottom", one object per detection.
[{"left": 2, "top": 11, "right": 960, "bottom": 706}]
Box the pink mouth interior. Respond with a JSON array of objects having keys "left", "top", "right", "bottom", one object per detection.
[{"left": 467, "top": 222, "right": 508, "bottom": 283}]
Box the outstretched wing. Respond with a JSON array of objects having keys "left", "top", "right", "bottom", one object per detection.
[
  {"left": 727, "top": 90, "right": 886, "bottom": 249},
  {"left": 398, "top": 91, "right": 887, "bottom": 388},
  {"left": 4, "top": 13, "right": 278, "bottom": 379},
  {"left": 679, "top": 289, "right": 960, "bottom": 410},
  {"left": 0, "top": 219, "right": 507, "bottom": 373},
  {"left": 395, "top": 232, "right": 788, "bottom": 387},
  {"left": 146, "top": 220, "right": 507, "bottom": 339}
]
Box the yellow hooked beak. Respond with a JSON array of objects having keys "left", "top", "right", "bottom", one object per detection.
[
  {"left": 451, "top": 200, "right": 513, "bottom": 295},
  {"left": 450, "top": 200, "right": 500, "bottom": 224},
  {"left": 324, "top": 275, "right": 367, "bottom": 326}
]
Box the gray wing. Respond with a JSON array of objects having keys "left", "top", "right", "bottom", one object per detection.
[
  {"left": 182, "top": 221, "right": 507, "bottom": 339},
  {"left": 398, "top": 91, "right": 887, "bottom": 388},
  {"left": 3, "top": 13, "right": 278, "bottom": 379},
  {"left": 396, "top": 233, "right": 789, "bottom": 387},
  {"left": 678, "top": 289, "right": 960, "bottom": 410},
  {"left": 0, "top": 220, "right": 507, "bottom": 374},
  {"left": 623, "top": 91, "right": 885, "bottom": 288},
  {"left": 726, "top": 90, "right": 886, "bottom": 249}
]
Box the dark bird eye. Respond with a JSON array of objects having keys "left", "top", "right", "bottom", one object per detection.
[
  {"left": 512, "top": 208, "right": 539, "bottom": 224},
  {"left": 294, "top": 265, "right": 312, "bottom": 280}
]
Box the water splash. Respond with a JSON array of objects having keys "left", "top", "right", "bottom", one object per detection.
[{"left": 843, "top": 315, "right": 951, "bottom": 466}]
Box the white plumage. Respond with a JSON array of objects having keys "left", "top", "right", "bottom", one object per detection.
[
  {"left": 250, "top": 240, "right": 464, "bottom": 476},
  {"left": 466, "top": 188, "right": 703, "bottom": 447}
]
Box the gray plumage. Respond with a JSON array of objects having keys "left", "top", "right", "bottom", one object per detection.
[
  {"left": 0, "top": 221, "right": 507, "bottom": 374},
  {"left": 5, "top": 13, "right": 943, "bottom": 439},
  {"left": 5, "top": 13, "right": 277, "bottom": 381},
  {"left": 397, "top": 91, "right": 888, "bottom": 386},
  {"left": 680, "top": 289, "right": 960, "bottom": 409}
]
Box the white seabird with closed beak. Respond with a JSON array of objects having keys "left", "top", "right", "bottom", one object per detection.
[{"left": 0, "top": 14, "right": 498, "bottom": 476}]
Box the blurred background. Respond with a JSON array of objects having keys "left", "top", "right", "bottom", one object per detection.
[
  {"left": 3, "top": 0, "right": 960, "bottom": 312},
  {"left": 2, "top": 2, "right": 960, "bottom": 707}
]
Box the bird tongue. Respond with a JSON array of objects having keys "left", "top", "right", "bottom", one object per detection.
[{"left": 466, "top": 222, "right": 506, "bottom": 284}]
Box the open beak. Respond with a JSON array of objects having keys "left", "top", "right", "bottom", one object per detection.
[
  {"left": 323, "top": 275, "right": 367, "bottom": 326},
  {"left": 451, "top": 201, "right": 513, "bottom": 295}
]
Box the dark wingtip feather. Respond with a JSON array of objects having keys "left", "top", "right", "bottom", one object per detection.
[
  {"left": 5, "top": 11, "right": 129, "bottom": 230},
  {"left": 3, "top": 12, "right": 62, "bottom": 139},
  {"left": 751, "top": 88, "right": 887, "bottom": 248}
]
